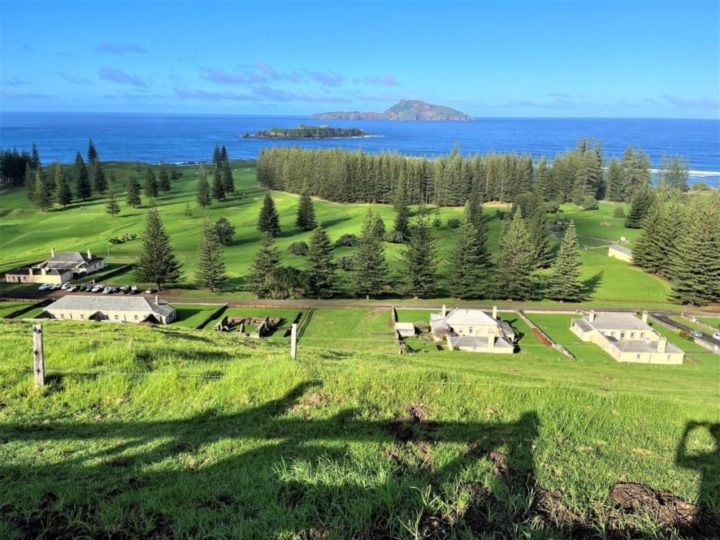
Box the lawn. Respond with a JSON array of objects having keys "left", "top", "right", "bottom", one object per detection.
[
  {"left": 699, "top": 317, "right": 720, "bottom": 330},
  {"left": 170, "top": 303, "right": 224, "bottom": 329},
  {"left": 0, "top": 319, "right": 717, "bottom": 538},
  {"left": 0, "top": 162, "right": 679, "bottom": 308},
  {"left": 0, "top": 301, "right": 34, "bottom": 318},
  {"left": 300, "top": 307, "right": 396, "bottom": 353},
  {"left": 204, "top": 307, "right": 302, "bottom": 341}
]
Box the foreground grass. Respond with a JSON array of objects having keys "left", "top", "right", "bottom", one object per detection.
[{"left": 0, "top": 320, "right": 718, "bottom": 538}]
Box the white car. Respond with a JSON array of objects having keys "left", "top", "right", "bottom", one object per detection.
[
  {"left": 38, "top": 284, "right": 49, "bottom": 291},
  {"left": 713, "top": 331, "right": 720, "bottom": 340},
  {"left": 91, "top": 285, "right": 103, "bottom": 293},
  {"left": 102, "top": 287, "right": 112, "bottom": 294},
  {"left": 60, "top": 283, "right": 71, "bottom": 290}
]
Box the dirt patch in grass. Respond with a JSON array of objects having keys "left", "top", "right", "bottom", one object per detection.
[
  {"left": 290, "top": 391, "right": 327, "bottom": 416},
  {"left": 385, "top": 403, "right": 439, "bottom": 444}
]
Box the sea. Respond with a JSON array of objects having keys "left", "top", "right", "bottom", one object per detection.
[{"left": 1, "top": 112, "right": 718, "bottom": 186}]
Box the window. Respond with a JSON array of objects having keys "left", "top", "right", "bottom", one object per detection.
[
  {"left": 60, "top": 313, "right": 64, "bottom": 319},
  {"left": 80, "top": 314, "right": 84, "bottom": 320},
  {"left": 636, "top": 354, "right": 641, "bottom": 360},
  {"left": 630, "top": 332, "right": 635, "bottom": 339},
  {"left": 134, "top": 315, "right": 138, "bottom": 321},
  {"left": 114, "top": 314, "right": 119, "bottom": 320}
]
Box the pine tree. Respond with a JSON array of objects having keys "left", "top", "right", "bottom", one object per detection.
[
  {"left": 212, "top": 145, "right": 222, "bottom": 167},
  {"left": 248, "top": 232, "right": 281, "bottom": 298},
  {"left": 449, "top": 203, "right": 493, "bottom": 298},
  {"left": 352, "top": 210, "right": 389, "bottom": 298},
  {"left": 527, "top": 203, "right": 553, "bottom": 268},
  {"left": 257, "top": 192, "right": 280, "bottom": 236},
  {"left": 196, "top": 218, "right": 227, "bottom": 291},
  {"left": 212, "top": 164, "right": 225, "bottom": 201},
  {"left": 33, "top": 170, "right": 50, "bottom": 211},
  {"left": 54, "top": 163, "right": 72, "bottom": 207},
  {"left": 605, "top": 158, "right": 624, "bottom": 201},
  {"left": 87, "top": 139, "right": 98, "bottom": 164},
  {"left": 24, "top": 163, "right": 35, "bottom": 200},
  {"left": 220, "top": 145, "right": 228, "bottom": 165},
  {"left": 75, "top": 152, "right": 91, "bottom": 200},
  {"left": 92, "top": 162, "right": 108, "bottom": 194},
  {"left": 144, "top": 167, "right": 158, "bottom": 198},
  {"left": 222, "top": 162, "right": 234, "bottom": 194},
  {"left": 196, "top": 166, "right": 211, "bottom": 207},
  {"left": 658, "top": 155, "right": 689, "bottom": 192},
  {"left": 305, "top": 226, "right": 337, "bottom": 298},
  {"left": 126, "top": 176, "right": 142, "bottom": 208},
  {"left": 393, "top": 193, "right": 411, "bottom": 241},
  {"left": 402, "top": 214, "right": 437, "bottom": 298},
  {"left": 625, "top": 187, "right": 655, "bottom": 228},
  {"left": 30, "top": 143, "right": 41, "bottom": 170},
  {"left": 670, "top": 193, "right": 720, "bottom": 305},
  {"left": 296, "top": 192, "right": 317, "bottom": 231},
  {"left": 158, "top": 164, "right": 171, "bottom": 192},
  {"left": 546, "top": 221, "right": 584, "bottom": 301},
  {"left": 372, "top": 215, "right": 386, "bottom": 240},
  {"left": 135, "top": 207, "right": 182, "bottom": 290},
  {"left": 105, "top": 191, "right": 120, "bottom": 217},
  {"left": 533, "top": 157, "right": 552, "bottom": 202},
  {"left": 494, "top": 209, "right": 535, "bottom": 300}
]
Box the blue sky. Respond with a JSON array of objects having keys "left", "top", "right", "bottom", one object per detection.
[{"left": 1, "top": 0, "right": 718, "bottom": 118}]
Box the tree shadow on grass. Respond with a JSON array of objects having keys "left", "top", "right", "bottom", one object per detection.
[
  {"left": 0, "top": 382, "right": 717, "bottom": 538},
  {"left": 582, "top": 271, "right": 604, "bottom": 298}
]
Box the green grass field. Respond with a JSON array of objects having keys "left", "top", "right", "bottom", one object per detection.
[
  {"left": 170, "top": 303, "right": 225, "bottom": 329},
  {"left": 0, "top": 318, "right": 717, "bottom": 538},
  {"left": 0, "top": 162, "right": 680, "bottom": 308},
  {"left": 0, "top": 301, "right": 34, "bottom": 318}
]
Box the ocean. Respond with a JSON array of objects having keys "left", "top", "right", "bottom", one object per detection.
[{"left": 1, "top": 112, "right": 718, "bottom": 186}]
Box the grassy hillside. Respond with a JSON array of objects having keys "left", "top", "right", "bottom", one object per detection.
[
  {"left": 0, "top": 319, "right": 717, "bottom": 538},
  {"left": 0, "top": 161, "right": 674, "bottom": 306}
]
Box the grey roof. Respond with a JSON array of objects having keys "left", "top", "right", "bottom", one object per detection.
[
  {"left": 584, "top": 312, "right": 653, "bottom": 332},
  {"left": 609, "top": 244, "right": 633, "bottom": 256},
  {"left": 51, "top": 252, "right": 89, "bottom": 263},
  {"left": 46, "top": 295, "right": 174, "bottom": 317},
  {"left": 573, "top": 318, "right": 593, "bottom": 332},
  {"left": 607, "top": 336, "right": 683, "bottom": 354},
  {"left": 444, "top": 309, "right": 497, "bottom": 327}
]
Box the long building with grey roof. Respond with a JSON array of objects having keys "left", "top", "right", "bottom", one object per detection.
[{"left": 44, "top": 295, "right": 176, "bottom": 324}]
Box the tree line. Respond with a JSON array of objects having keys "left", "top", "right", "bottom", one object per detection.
[{"left": 257, "top": 140, "right": 691, "bottom": 207}]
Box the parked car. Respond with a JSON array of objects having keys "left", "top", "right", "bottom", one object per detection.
[
  {"left": 67, "top": 285, "right": 77, "bottom": 292},
  {"left": 91, "top": 285, "right": 103, "bottom": 293},
  {"left": 690, "top": 329, "right": 703, "bottom": 338},
  {"left": 130, "top": 286, "right": 139, "bottom": 294},
  {"left": 119, "top": 286, "right": 129, "bottom": 294},
  {"left": 38, "top": 284, "right": 48, "bottom": 291},
  {"left": 713, "top": 331, "right": 720, "bottom": 340},
  {"left": 60, "top": 283, "right": 71, "bottom": 290},
  {"left": 145, "top": 288, "right": 156, "bottom": 294}
]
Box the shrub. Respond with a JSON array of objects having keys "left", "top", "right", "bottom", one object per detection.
[
  {"left": 612, "top": 207, "right": 626, "bottom": 218},
  {"left": 259, "top": 266, "right": 305, "bottom": 299},
  {"left": 214, "top": 217, "right": 236, "bottom": 245},
  {"left": 288, "top": 241, "right": 309, "bottom": 256},
  {"left": 545, "top": 200, "right": 561, "bottom": 213},
  {"left": 692, "top": 182, "right": 709, "bottom": 191},
  {"left": 337, "top": 255, "right": 354, "bottom": 271},
  {"left": 384, "top": 230, "right": 406, "bottom": 244},
  {"left": 447, "top": 217, "right": 461, "bottom": 229},
  {"left": 335, "top": 233, "right": 359, "bottom": 248},
  {"left": 432, "top": 216, "right": 442, "bottom": 228},
  {"left": 581, "top": 196, "right": 599, "bottom": 211}
]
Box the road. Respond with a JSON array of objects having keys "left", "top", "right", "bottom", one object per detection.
[{"left": 650, "top": 312, "right": 720, "bottom": 351}]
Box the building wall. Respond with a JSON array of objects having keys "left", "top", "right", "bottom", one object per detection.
[
  {"left": 452, "top": 324, "right": 499, "bottom": 337},
  {"left": 5, "top": 272, "right": 67, "bottom": 284},
  {"left": 48, "top": 308, "right": 151, "bottom": 323}
]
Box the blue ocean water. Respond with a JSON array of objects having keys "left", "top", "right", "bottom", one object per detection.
[{"left": 1, "top": 112, "right": 718, "bottom": 186}]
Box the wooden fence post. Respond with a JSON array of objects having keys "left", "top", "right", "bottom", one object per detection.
[
  {"left": 32, "top": 324, "right": 45, "bottom": 387},
  {"left": 290, "top": 323, "right": 298, "bottom": 359}
]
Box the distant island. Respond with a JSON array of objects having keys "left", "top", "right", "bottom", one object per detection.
[
  {"left": 242, "top": 125, "right": 371, "bottom": 139},
  {"left": 313, "top": 99, "right": 472, "bottom": 121}
]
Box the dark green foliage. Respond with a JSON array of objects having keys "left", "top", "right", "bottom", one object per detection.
[
  {"left": 24, "top": 163, "right": 34, "bottom": 200},
  {"left": 634, "top": 197, "right": 687, "bottom": 278},
  {"left": 75, "top": 152, "right": 91, "bottom": 200},
  {"left": 527, "top": 202, "right": 553, "bottom": 269},
  {"left": 125, "top": 176, "right": 142, "bottom": 208},
  {"left": 135, "top": 207, "right": 182, "bottom": 289},
  {"left": 572, "top": 144, "right": 603, "bottom": 204},
  {"left": 337, "top": 256, "right": 354, "bottom": 271},
  {"left": 393, "top": 194, "right": 411, "bottom": 242},
  {"left": 352, "top": 210, "right": 389, "bottom": 298},
  {"left": 335, "top": 234, "right": 359, "bottom": 247},
  {"left": 625, "top": 187, "right": 655, "bottom": 228},
  {"left": 658, "top": 155, "right": 689, "bottom": 192},
  {"left": 54, "top": 163, "right": 72, "bottom": 207},
  {"left": 87, "top": 139, "right": 98, "bottom": 164},
  {"left": 372, "top": 216, "right": 386, "bottom": 240},
  {"left": 144, "top": 167, "right": 158, "bottom": 198},
  {"left": 258, "top": 193, "right": 280, "bottom": 237},
  {"left": 402, "top": 214, "right": 437, "bottom": 298},
  {"left": 105, "top": 191, "right": 120, "bottom": 217},
  {"left": 222, "top": 163, "right": 234, "bottom": 194},
  {"left": 670, "top": 193, "right": 720, "bottom": 305},
  {"left": 158, "top": 164, "right": 171, "bottom": 193},
  {"left": 533, "top": 157, "right": 552, "bottom": 202},
  {"left": 288, "top": 241, "right": 309, "bottom": 256},
  {"left": 494, "top": 209, "right": 535, "bottom": 300},
  {"left": 384, "top": 230, "right": 406, "bottom": 243},
  {"left": 196, "top": 166, "right": 211, "bottom": 208},
  {"left": 296, "top": 192, "right": 317, "bottom": 231},
  {"left": 220, "top": 145, "right": 228, "bottom": 164},
  {"left": 213, "top": 217, "right": 235, "bottom": 245},
  {"left": 305, "top": 227, "right": 337, "bottom": 298},
  {"left": 0, "top": 148, "right": 33, "bottom": 189},
  {"left": 447, "top": 217, "right": 461, "bottom": 229},
  {"left": 248, "top": 233, "right": 282, "bottom": 298},
  {"left": 30, "top": 143, "right": 41, "bottom": 170},
  {"left": 605, "top": 159, "right": 624, "bottom": 202},
  {"left": 619, "top": 147, "right": 651, "bottom": 201},
  {"left": 546, "top": 221, "right": 584, "bottom": 302},
  {"left": 92, "top": 163, "right": 108, "bottom": 194},
  {"left": 196, "top": 218, "right": 227, "bottom": 292},
  {"left": 581, "top": 196, "right": 598, "bottom": 211},
  {"left": 612, "top": 206, "right": 625, "bottom": 218},
  {"left": 448, "top": 204, "right": 493, "bottom": 299},
  {"left": 32, "top": 170, "right": 50, "bottom": 211},
  {"left": 212, "top": 145, "right": 222, "bottom": 167},
  {"left": 212, "top": 164, "right": 225, "bottom": 201}
]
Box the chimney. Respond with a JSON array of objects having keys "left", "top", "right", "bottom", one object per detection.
[
  {"left": 51, "top": 248, "right": 55, "bottom": 258},
  {"left": 442, "top": 304, "right": 447, "bottom": 317},
  {"left": 589, "top": 310, "right": 596, "bottom": 322},
  {"left": 28, "top": 268, "right": 33, "bottom": 276},
  {"left": 658, "top": 336, "right": 667, "bottom": 353},
  {"left": 87, "top": 249, "right": 92, "bottom": 259},
  {"left": 642, "top": 311, "right": 648, "bottom": 324},
  {"left": 492, "top": 305, "right": 498, "bottom": 319}
]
